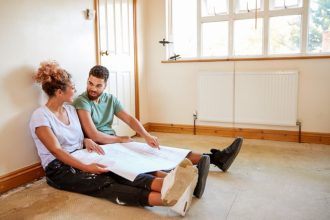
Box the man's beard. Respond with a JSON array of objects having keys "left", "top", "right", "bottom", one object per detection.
[{"left": 87, "top": 89, "right": 102, "bottom": 101}]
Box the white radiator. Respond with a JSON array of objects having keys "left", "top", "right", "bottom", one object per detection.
[
  {"left": 197, "top": 71, "right": 299, "bottom": 126},
  {"left": 197, "top": 72, "right": 234, "bottom": 123}
]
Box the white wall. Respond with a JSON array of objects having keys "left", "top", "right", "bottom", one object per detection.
[
  {"left": 136, "top": 0, "right": 149, "bottom": 124},
  {"left": 140, "top": 0, "right": 330, "bottom": 133},
  {"left": 0, "top": 0, "right": 96, "bottom": 176}
]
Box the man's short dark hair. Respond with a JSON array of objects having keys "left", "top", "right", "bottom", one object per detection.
[{"left": 89, "top": 65, "right": 109, "bottom": 82}]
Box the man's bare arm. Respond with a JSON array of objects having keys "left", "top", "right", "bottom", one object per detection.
[
  {"left": 116, "top": 110, "right": 159, "bottom": 149},
  {"left": 76, "top": 109, "right": 131, "bottom": 144}
]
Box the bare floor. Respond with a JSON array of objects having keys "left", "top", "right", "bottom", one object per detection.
[{"left": 1, "top": 132, "right": 330, "bottom": 220}]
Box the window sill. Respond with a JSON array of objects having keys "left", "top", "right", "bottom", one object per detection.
[{"left": 161, "top": 55, "right": 330, "bottom": 63}]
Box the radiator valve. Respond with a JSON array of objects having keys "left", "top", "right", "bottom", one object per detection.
[{"left": 193, "top": 111, "right": 198, "bottom": 120}]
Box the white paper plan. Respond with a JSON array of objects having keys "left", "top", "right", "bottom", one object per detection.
[{"left": 71, "top": 142, "right": 191, "bottom": 181}]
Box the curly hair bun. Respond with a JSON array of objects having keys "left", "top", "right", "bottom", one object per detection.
[{"left": 34, "top": 61, "right": 69, "bottom": 84}]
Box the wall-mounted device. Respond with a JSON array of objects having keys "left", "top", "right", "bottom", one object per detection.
[{"left": 85, "top": 9, "right": 95, "bottom": 20}]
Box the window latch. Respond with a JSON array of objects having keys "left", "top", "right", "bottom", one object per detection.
[
  {"left": 169, "top": 54, "right": 181, "bottom": 61},
  {"left": 159, "top": 38, "right": 172, "bottom": 46}
]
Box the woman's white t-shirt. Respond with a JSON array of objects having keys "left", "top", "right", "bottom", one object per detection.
[{"left": 29, "top": 104, "right": 84, "bottom": 169}]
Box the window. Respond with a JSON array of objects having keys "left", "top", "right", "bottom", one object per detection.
[
  {"left": 169, "top": 0, "right": 197, "bottom": 58},
  {"left": 202, "top": 22, "right": 228, "bottom": 56},
  {"left": 234, "top": 18, "right": 263, "bottom": 55},
  {"left": 269, "top": 15, "right": 301, "bottom": 54},
  {"left": 167, "top": 0, "right": 330, "bottom": 59},
  {"left": 236, "top": 0, "right": 262, "bottom": 12},
  {"left": 307, "top": 0, "right": 330, "bottom": 53},
  {"left": 270, "top": 0, "right": 302, "bottom": 9},
  {"left": 202, "top": 0, "right": 228, "bottom": 16}
]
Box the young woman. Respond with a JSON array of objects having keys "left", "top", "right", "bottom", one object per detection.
[{"left": 29, "top": 61, "right": 197, "bottom": 215}]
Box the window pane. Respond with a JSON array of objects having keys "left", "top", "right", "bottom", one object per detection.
[
  {"left": 270, "top": 0, "right": 302, "bottom": 9},
  {"left": 202, "top": 22, "right": 228, "bottom": 56},
  {"left": 202, "top": 0, "right": 228, "bottom": 16},
  {"left": 234, "top": 19, "right": 263, "bottom": 55},
  {"left": 172, "top": 0, "right": 197, "bottom": 57},
  {"left": 269, "top": 15, "right": 301, "bottom": 54},
  {"left": 236, "top": 0, "right": 262, "bottom": 12},
  {"left": 307, "top": 0, "right": 330, "bottom": 53}
]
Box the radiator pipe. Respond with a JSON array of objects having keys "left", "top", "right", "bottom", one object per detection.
[
  {"left": 296, "top": 121, "right": 302, "bottom": 143},
  {"left": 193, "top": 111, "right": 197, "bottom": 135}
]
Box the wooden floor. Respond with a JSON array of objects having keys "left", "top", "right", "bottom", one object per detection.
[{"left": 1, "top": 132, "right": 329, "bottom": 220}]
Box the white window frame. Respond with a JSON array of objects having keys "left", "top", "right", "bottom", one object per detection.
[{"left": 166, "top": 0, "right": 330, "bottom": 60}]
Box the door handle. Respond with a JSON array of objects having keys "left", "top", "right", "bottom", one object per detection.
[{"left": 100, "top": 50, "right": 109, "bottom": 56}]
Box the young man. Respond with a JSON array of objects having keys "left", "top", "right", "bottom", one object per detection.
[{"left": 73, "top": 65, "right": 243, "bottom": 199}]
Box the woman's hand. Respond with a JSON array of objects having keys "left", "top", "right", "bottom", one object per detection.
[
  {"left": 84, "top": 138, "right": 105, "bottom": 155},
  {"left": 84, "top": 163, "right": 108, "bottom": 174}
]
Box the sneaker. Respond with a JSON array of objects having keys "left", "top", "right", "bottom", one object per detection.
[
  {"left": 193, "top": 155, "right": 210, "bottom": 198},
  {"left": 170, "top": 172, "right": 198, "bottom": 216},
  {"left": 161, "top": 159, "right": 198, "bottom": 206},
  {"left": 209, "top": 137, "right": 243, "bottom": 172}
]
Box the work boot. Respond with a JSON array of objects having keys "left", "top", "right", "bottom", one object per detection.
[
  {"left": 161, "top": 159, "right": 197, "bottom": 206},
  {"left": 193, "top": 155, "right": 210, "bottom": 198},
  {"left": 206, "top": 137, "right": 243, "bottom": 172},
  {"left": 170, "top": 171, "right": 198, "bottom": 216}
]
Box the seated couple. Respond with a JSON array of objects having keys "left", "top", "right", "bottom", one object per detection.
[{"left": 29, "top": 61, "right": 243, "bottom": 216}]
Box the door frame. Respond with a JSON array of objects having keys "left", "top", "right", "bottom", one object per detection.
[{"left": 93, "top": 0, "right": 140, "bottom": 120}]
